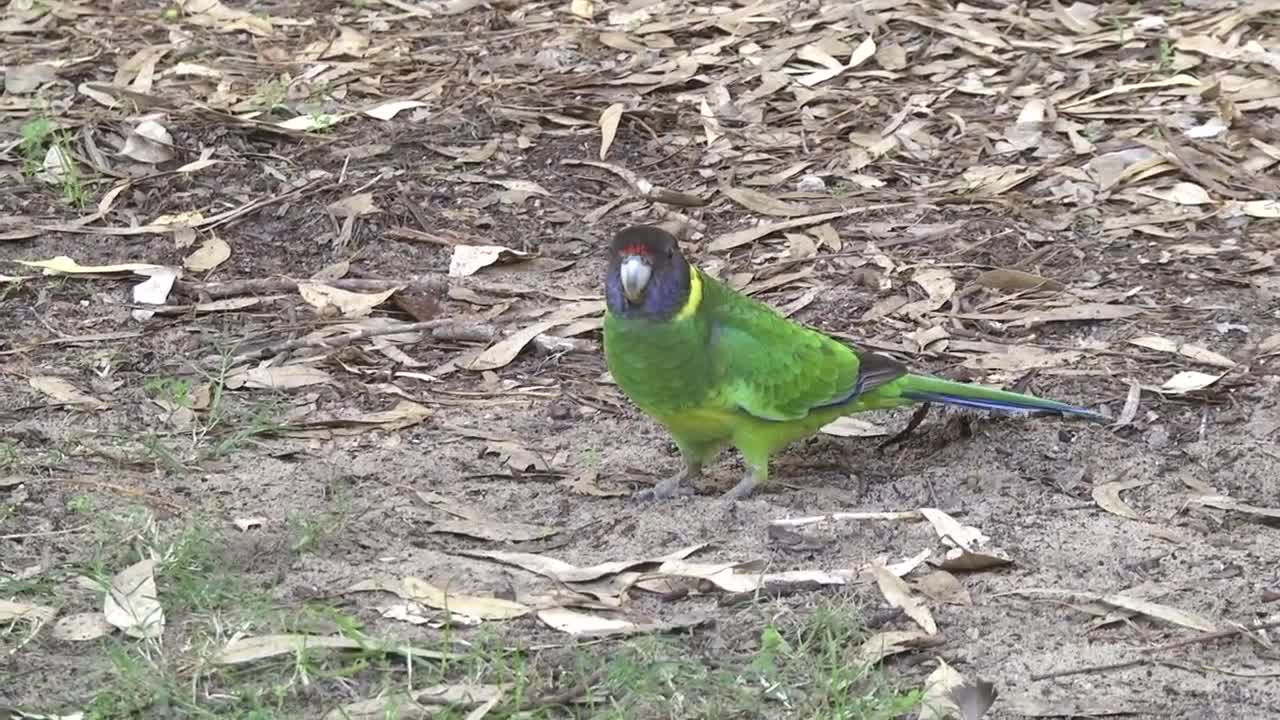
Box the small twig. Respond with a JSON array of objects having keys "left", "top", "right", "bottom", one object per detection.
[
  {"left": 997, "top": 52, "right": 1038, "bottom": 101},
  {"left": 560, "top": 159, "right": 706, "bottom": 208},
  {"left": 516, "top": 669, "right": 606, "bottom": 712},
  {"left": 770, "top": 507, "right": 966, "bottom": 528},
  {"left": 20, "top": 478, "right": 183, "bottom": 514},
  {"left": 1030, "top": 657, "right": 1147, "bottom": 681},
  {"left": 175, "top": 276, "right": 447, "bottom": 301},
  {"left": 1147, "top": 619, "right": 1280, "bottom": 654},
  {"left": 877, "top": 402, "right": 933, "bottom": 452},
  {"left": 1031, "top": 618, "right": 1280, "bottom": 681},
  {"left": 0, "top": 524, "right": 92, "bottom": 541},
  {"left": 230, "top": 318, "right": 457, "bottom": 364},
  {"left": 385, "top": 226, "right": 464, "bottom": 246}
]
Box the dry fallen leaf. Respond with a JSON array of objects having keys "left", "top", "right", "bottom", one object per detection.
[
  {"left": 102, "top": 558, "right": 165, "bottom": 639},
  {"left": 1010, "top": 304, "right": 1142, "bottom": 327},
  {"left": 483, "top": 440, "right": 549, "bottom": 473},
  {"left": 4, "top": 62, "right": 56, "bottom": 94},
  {"left": 0, "top": 599, "right": 57, "bottom": 626},
  {"left": 233, "top": 517, "right": 266, "bottom": 531},
  {"left": 857, "top": 629, "right": 935, "bottom": 664},
  {"left": 226, "top": 365, "right": 333, "bottom": 390},
  {"left": 327, "top": 192, "right": 380, "bottom": 218},
  {"left": 279, "top": 400, "right": 431, "bottom": 438},
  {"left": 962, "top": 346, "right": 1082, "bottom": 373},
  {"left": 120, "top": 118, "right": 174, "bottom": 163},
  {"left": 1007, "top": 588, "right": 1218, "bottom": 633},
  {"left": 364, "top": 99, "right": 429, "bottom": 120},
  {"left": 873, "top": 561, "right": 937, "bottom": 635},
  {"left": 1091, "top": 480, "right": 1150, "bottom": 521},
  {"left": 1097, "top": 593, "right": 1218, "bottom": 633},
  {"left": 28, "top": 375, "right": 107, "bottom": 408},
  {"left": 179, "top": 0, "right": 275, "bottom": 35},
  {"left": 918, "top": 657, "right": 967, "bottom": 720},
  {"left": 598, "top": 102, "right": 624, "bottom": 160},
  {"left": 323, "top": 684, "right": 503, "bottom": 720},
  {"left": 1240, "top": 200, "right": 1280, "bottom": 218},
  {"left": 707, "top": 210, "right": 849, "bottom": 252},
  {"left": 15, "top": 256, "right": 164, "bottom": 275},
  {"left": 536, "top": 607, "right": 707, "bottom": 637},
  {"left": 315, "top": 24, "right": 369, "bottom": 59},
  {"left": 276, "top": 113, "right": 348, "bottom": 132},
  {"left": 401, "top": 577, "right": 529, "bottom": 621},
  {"left": 972, "top": 268, "right": 1065, "bottom": 292},
  {"left": 919, "top": 508, "right": 1012, "bottom": 571},
  {"left": 1114, "top": 381, "right": 1142, "bottom": 428},
  {"left": 298, "top": 282, "right": 399, "bottom": 318},
  {"left": 50, "top": 612, "right": 116, "bottom": 641},
  {"left": 1159, "top": 370, "right": 1225, "bottom": 394},
  {"left": 1259, "top": 334, "right": 1280, "bottom": 358},
  {"left": 1129, "top": 336, "right": 1235, "bottom": 369},
  {"left": 430, "top": 140, "right": 498, "bottom": 163},
  {"left": 898, "top": 268, "right": 956, "bottom": 317},
  {"left": 449, "top": 244, "right": 532, "bottom": 278},
  {"left": 537, "top": 607, "right": 635, "bottom": 636},
  {"left": 466, "top": 300, "right": 604, "bottom": 371},
  {"left": 37, "top": 144, "right": 75, "bottom": 185},
  {"left": 1190, "top": 495, "right": 1280, "bottom": 522},
  {"left": 183, "top": 235, "right": 231, "bottom": 272},
  {"left": 820, "top": 416, "right": 890, "bottom": 438},
  {"left": 213, "top": 633, "right": 456, "bottom": 665},
  {"left": 460, "top": 543, "right": 706, "bottom": 584},
  {"left": 919, "top": 508, "right": 986, "bottom": 549},
  {"left": 1139, "top": 182, "right": 1214, "bottom": 206},
  {"left": 719, "top": 184, "right": 821, "bottom": 218},
  {"left": 916, "top": 570, "right": 972, "bottom": 606},
  {"left": 131, "top": 267, "right": 180, "bottom": 321}
]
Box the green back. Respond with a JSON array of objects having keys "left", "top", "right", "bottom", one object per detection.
[
  {"left": 698, "top": 271, "right": 865, "bottom": 421},
  {"left": 604, "top": 267, "right": 877, "bottom": 422}
]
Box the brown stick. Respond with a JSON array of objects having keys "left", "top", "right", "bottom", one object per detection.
[
  {"left": 229, "top": 318, "right": 459, "bottom": 364},
  {"left": 175, "top": 277, "right": 447, "bottom": 301},
  {"left": 226, "top": 318, "right": 595, "bottom": 365},
  {"left": 22, "top": 477, "right": 184, "bottom": 514},
  {"left": 384, "top": 226, "right": 465, "bottom": 246}
]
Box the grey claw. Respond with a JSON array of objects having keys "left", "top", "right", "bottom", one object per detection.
[
  {"left": 635, "top": 479, "right": 693, "bottom": 502},
  {"left": 720, "top": 474, "right": 762, "bottom": 501}
]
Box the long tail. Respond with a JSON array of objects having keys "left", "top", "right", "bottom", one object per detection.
[{"left": 898, "top": 374, "right": 1107, "bottom": 423}]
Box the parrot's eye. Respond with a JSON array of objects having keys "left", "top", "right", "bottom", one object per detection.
[{"left": 665, "top": 247, "right": 674, "bottom": 259}]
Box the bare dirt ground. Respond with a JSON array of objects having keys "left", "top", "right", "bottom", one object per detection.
[{"left": 3, "top": 0, "right": 1280, "bottom": 718}]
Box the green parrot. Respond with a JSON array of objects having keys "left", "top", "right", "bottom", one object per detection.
[{"left": 602, "top": 224, "right": 1106, "bottom": 501}]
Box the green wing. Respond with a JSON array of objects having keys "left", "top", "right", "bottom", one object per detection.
[{"left": 703, "top": 275, "right": 906, "bottom": 422}]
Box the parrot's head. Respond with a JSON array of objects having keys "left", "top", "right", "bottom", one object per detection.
[{"left": 605, "top": 225, "right": 693, "bottom": 320}]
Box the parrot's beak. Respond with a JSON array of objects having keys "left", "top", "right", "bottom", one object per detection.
[{"left": 619, "top": 255, "right": 651, "bottom": 303}]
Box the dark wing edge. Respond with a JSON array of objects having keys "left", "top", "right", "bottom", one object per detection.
[{"left": 809, "top": 348, "right": 908, "bottom": 411}]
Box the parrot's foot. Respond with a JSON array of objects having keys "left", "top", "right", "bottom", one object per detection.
[
  {"left": 635, "top": 465, "right": 700, "bottom": 501},
  {"left": 720, "top": 469, "right": 764, "bottom": 501}
]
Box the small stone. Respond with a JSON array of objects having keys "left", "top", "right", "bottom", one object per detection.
[
  {"left": 795, "top": 174, "right": 826, "bottom": 192},
  {"left": 1146, "top": 426, "right": 1170, "bottom": 450}
]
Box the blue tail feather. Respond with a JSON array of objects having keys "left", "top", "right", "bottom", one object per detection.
[{"left": 900, "top": 389, "right": 1102, "bottom": 420}]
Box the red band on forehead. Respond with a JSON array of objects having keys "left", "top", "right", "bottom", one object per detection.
[{"left": 621, "top": 243, "right": 651, "bottom": 256}]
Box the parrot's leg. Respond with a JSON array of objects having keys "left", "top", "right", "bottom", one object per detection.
[
  {"left": 635, "top": 436, "right": 716, "bottom": 501},
  {"left": 635, "top": 461, "right": 701, "bottom": 501},
  {"left": 721, "top": 466, "right": 766, "bottom": 500},
  {"left": 716, "top": 427, "right": 773, "bottom": 497},
  {"left": 721, "top": 442, "right": 769, "bottom": 500}
]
